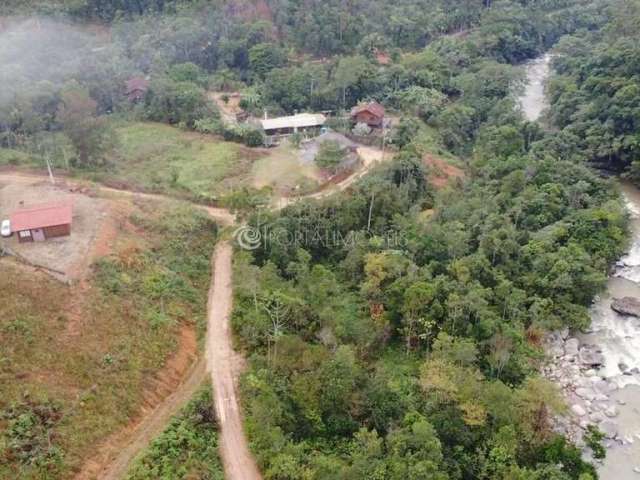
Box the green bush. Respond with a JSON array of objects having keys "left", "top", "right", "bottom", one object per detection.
[
  {"left": 242, "top": 127, "right": 264, "bottom": 147},
  {"left": 0, "top": 396, "right": 65, "bottom": 475},
  {"left": 221, "top": 125, "right": 264, "bottom": 147},
  {"left": 315, "top": 140, "right": 346, "bottom": 172},
  {"left": 125, "top": 387, "right": 223, "bottom": 480}
]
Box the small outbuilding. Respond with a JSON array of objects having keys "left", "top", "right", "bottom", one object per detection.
[
  {"left": 350, "top": 102, "right": 385, "bottom": 128},
  {"left": 125, "top": 77, "right": 150, "bottom": 103},
  {"left": 10, "top": 203, "right": 73, "bottom": 243}
]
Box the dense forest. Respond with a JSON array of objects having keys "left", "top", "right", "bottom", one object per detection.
[
  {"left": 223, "top": 2, "right": 635, "bottom": 480},
  {"left": 1, "top": 0, "right": 639, "bottom": 479},
  {"left": 542, "top": 1, "right": 640, "bottom": 180},
  {"left": 0, "top": 0, "right": 611, "bottom": 168},
  {"left": 234, "top": 150, "right": 624, "bottom": 479}
]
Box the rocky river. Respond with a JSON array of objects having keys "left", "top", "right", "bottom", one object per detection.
[{"left": 520, "top": 55, "right": 640, "bottom": 479}]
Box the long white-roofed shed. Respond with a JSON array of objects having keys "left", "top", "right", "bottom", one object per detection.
[{"left": 260, "top": 113, "right": 327, "bottom": 136}]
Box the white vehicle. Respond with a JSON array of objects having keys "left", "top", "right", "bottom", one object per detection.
[{"left": 1, "top": 219, "right": 11, "bottom": 238}]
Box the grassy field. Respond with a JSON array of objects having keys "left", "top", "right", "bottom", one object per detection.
[
  {"left": 92, "top": 122, "right": 259, "bottom": 203},
  {"left": 0, "top": 122, "right": 330, "bottom": 205},
  {"left": 125, "top": 386, "right": 223, "bottom": 480},
  {"left": 0, "top": 198, "right": 217, "bottom": 479},
  {"left": 251, "top": 143, "right": 321, "bottom": 195}
]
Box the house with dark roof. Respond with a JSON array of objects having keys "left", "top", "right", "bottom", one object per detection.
[
  {"left": 10, "top": 203, "right": 73, "bottom": 243},
  {"left": 350, "top": 102, "right": 385, "bottom": 128},
  {"left": 125, "top": 77, "right": 150, "bottom": 102}
]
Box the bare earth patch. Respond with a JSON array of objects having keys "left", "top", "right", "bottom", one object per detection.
[
  {"left": 251, "top": 144, "right": 321, "bottom": 195},
  {"left": 423, "top": 153, "right": 464, "bottom": 189},
  {"left": 208, "top": 91, "right": 245, "bottom": 124},
  {"left": 0, "top": 179, "right": 108, "bottom": 281}
]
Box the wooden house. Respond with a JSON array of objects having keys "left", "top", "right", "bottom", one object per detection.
[
  {"left": 350, "top": 102, "right": 385, "bottom": 128},
  {"left": 10, "top": 203, "right": 73, "bottom": 243},
  {"left": 125, "top": 77, "right": 150, "bottom": 103}
]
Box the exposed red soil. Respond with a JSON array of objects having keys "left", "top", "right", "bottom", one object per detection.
[
  {"left": 424, "top": 154, "right": 464, "bottom": 189},
  {"left": 375, "top": 50, "right": 392, "bottom": 65},
  {"left": 141, "top": 326, "right": 198, "bottom": 411}
]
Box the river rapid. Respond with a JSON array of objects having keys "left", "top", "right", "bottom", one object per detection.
[{"left": 520, "top": 55, "right": 640, "bottom": 479}]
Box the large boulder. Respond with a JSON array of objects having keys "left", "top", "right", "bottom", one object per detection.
[
  {"left": 605, "top": 405, "right": 620, "bottom": 418},
  {"left": 611, "top": 297, "right": 640, "bottom": 317},
  {"left": 576, "top": 387, "right": 595, "bottom": 401}
]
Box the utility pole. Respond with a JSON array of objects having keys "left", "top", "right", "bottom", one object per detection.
[
  {"left": 367, "top": 191, "right": 375, "bottom": 232},
  {"left": 45, "top": 155, "right": 55, "bottom": 185}
]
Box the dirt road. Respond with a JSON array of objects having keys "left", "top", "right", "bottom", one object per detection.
[
  {"left": 206, "top": 242, "right": 262, "bottom": 480},
  {"left": 0, "top": 145, "right": 388, "bottom": 480},
  {"left": 276, "top": 145, "right": 388, "bottom": 208},
  {"left": 98, "top": 185, "right": 237, "bottom": 227},
  {"left": 0, "top": 171, "right": 236, "bottom": 227}
]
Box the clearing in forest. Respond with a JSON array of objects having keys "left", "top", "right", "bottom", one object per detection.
[
  {"left": 100, "top": 121, "right": 260, "bottom": 202},
  {"left": 423, "top": 153, "right": 465, "bottom": 189},
  {"left": 0, "top": 184, "right": 217, "bottom": 480}
]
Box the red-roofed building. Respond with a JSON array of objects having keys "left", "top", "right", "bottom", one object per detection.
[
  {"left": 350, "top": 102, "right": 386, "bottom": 128},
  {"left": 125, "top": 76, "right": 150, "bottom": 102},
  {"left": 10, "top": 203, "right": 73, "bottom": 243}
]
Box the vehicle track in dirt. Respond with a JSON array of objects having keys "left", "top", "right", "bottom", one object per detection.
[{"left": 206, "top": 241, "right": 262, "bottom": 479}]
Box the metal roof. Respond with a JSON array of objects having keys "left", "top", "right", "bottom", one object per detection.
[
  {"left": 260, "top": 113, "right": 327, "bottom": 131},
  {"left": 10, "top": 203, "right": 73, "bottom": 231}
]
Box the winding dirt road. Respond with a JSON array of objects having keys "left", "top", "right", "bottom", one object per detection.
[
  {"left": 277, "top": 145, "right": 387, "bottom": 208},
  {"left": 0, "top": 144, "right": 388, "bottom": 480}
]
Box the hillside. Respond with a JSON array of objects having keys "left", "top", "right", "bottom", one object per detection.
[{"left": 1, "top": 0, "right": 640, "bottom": 479}]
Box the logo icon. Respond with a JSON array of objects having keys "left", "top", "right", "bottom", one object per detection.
[{"left": 233, "top": 226, "right": 262, "bottom": 251}]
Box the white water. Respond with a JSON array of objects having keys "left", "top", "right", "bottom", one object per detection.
[
  {"left": 521, "top": 55, "right": 640, "bottom": 478},
  {"left": 520, "top": 53, "right": 553, "bottom": 122},
  {"left": 589, "top": 188, "right": 640, "bottom": 384}
]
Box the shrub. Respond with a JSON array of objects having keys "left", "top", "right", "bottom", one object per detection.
[
  {"left": 242, "top": 127, "right": 264, "bottom": 147},
  {"left": 353, "top": 122, "right": 371, "bottom": 136},
  {"left": 315, "top": 140, "right": 346, "bottom": 172},
  {"left": 1, "top": 396, "right": 64, "bottom": 472},
  {"left": 125, "top": 387, "right": 223, "bottom": 480},
  {"left": 144, "top": 78, "right": 217, "bottom": 129}
]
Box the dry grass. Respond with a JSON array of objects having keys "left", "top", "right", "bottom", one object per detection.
[{"left": 0, "top": 196, "right": 217, "bottom": 480}]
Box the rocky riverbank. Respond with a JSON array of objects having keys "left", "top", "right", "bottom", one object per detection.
[
  {"left": 520, "top": 54, "right": 640, "bottom": 478},
  {"left": 544, "top": 329, "right": 639, "bottom": 446}
]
